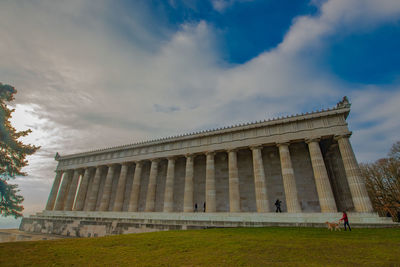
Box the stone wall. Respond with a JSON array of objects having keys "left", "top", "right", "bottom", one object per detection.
[
  {"left": 138, "top": 161, "right": 151, "bottom": 212},
  {"left": 215, "top": 152, "right": 229, "bottom": 212},
  {"left": 173, "top": 157, "right": 186, "bottom": 211},
  {"left": 193, "top": 155, "right": 206, "bottom": 211},
  {"left": 238, "top": 149, "right": 256, "bottom": 212},
  {"left": 108, "top": 165, "right": 121, "bottom": 211},
  {"left": 20, "top": 211, "right": 398, "bottom": 237},
  {"left": 0, "top": 230, "right": 63, "bottom": 243},
  {"left": 262, "top": 146, "right": 287, "bottom": 211},
  {"left": 155, "top": 159, "right": 167, "bottom": 212},
  {"left": 325, "top": 143, "right": 354, "bottom": 212},
  {"left": 290, "top": 142, "right": 320, "bottom": 212},
  {"left": 122, "top": 165, "right": 135, "bottom": 211}
]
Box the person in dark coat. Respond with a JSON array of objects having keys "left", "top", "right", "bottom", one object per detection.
[
  {"left": 275, "top": 199, "right": 282, "bottom": 213},
  {"left": 203, "top": 202, "right": 206, "bottom": 212},
  {"left": 194, "top": 203, "right": 198, "bottom": 212},
  {"left": 339, "top": 211, "right": 351, "bottom": 231}
]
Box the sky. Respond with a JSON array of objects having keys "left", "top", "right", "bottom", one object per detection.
[{"left": 1, "top": 0, "right": 400, "bottom": 228}]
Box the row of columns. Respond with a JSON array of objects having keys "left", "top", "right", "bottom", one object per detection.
[{"left": 46, "top": 135, "right": 373, "bottom": 213}]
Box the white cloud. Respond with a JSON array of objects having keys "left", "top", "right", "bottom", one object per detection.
[
  {"left": 211, "top": 0, "right": 254, "bottom": 12},
  {"left": 347, "top": 88, "right": 400, "bottom": 162},
  {"left": 0, "top": 0, "right": 399, "bottom": 219},
  {"left": 280, "top": 0, "right": 400, "bottom": 54}
]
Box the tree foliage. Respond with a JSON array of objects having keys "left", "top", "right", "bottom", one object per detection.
[
  {"left": 0, "top": 83, "right": 39, "bottom": 218},
  {"left": 360, "top": 141, "right": 400, "bottom": 222}
]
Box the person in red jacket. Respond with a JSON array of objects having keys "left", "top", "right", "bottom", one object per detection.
[{"left": 340, "top": 211, "right": 351, "bottom": 231}]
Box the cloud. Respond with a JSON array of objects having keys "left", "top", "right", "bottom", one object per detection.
[
  {"left": 211, "top": 0, "right": 254, "bottom": 12},
  {"left": 347, "top": 87, "right": 400, "bottom": 162},
  {"left": 280, "top": 0, "right": 400, "bottom": 54},
  {"left": 0, "top": 0, "right": 399, "bottom": 218},
  {"left": 154, "top": 104, "right": 180, "bottom": 113}
]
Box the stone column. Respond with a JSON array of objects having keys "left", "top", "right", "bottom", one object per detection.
[
  {"left": 45, "top": 171, "right": 63, "bottom": 210},
  {"left": 163, "top": 157, "right": 176, "bottom": 212},
  {"left": 205, "top": 151, "right": 216, "bottom": 212},
  {"left": 277, "top": 143, "right": 301, "bottom": 213},
  {"left": 336, "top": 134, "right": 374, "bottom": 212},
  {"left": 86, "top": 166, "right": 103, "bottom": 211},
  {"left": 307, "top": 139, "right": 337, "bottom": 212},
  {"left": 113, "top": 163, "right": 130, "bottom": 211},
  {"left": 250, "top": 146, "right": 270, "bottom": 212},
  {"left": 228, "top": 149, "right": 241, "bottom": 212},
  {"left": 128, "top": 161, "right": 142, "bottom": 212},
  {"left": 64, "top": 169, "right": 82, "bottom": 211},
  {"left": 145, "top": 159, "right": 159, "bottom": 212},
  {"left": 183, "top": 154, "right": 194, "bottom": 212},
  {"left": 73, "top": 168, "right": 92, "bottom": 211},
  {"left": 54, "top": 171, "right": 72, "bottom": 211},
  {"left": 99, "top": 164, "right": 117, "bottom": 211}
]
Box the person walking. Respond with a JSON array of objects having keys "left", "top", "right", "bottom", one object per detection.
[
  {"left": 194, "top": 203, "right": 198, "bottom": 212},
  {"left": 275, "top": 199, "right": 282, "bottom": 213},
  {"left": 339, "top": 211, "right": 351, "bottom": 231}
]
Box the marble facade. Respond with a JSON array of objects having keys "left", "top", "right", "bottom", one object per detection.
[{"left": 43, "top": 98, "right": 373, "bottom": 215}]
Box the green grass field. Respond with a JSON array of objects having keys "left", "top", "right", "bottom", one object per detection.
[{"left": 0, "top": 227, "right": 399, "bottom": 266}]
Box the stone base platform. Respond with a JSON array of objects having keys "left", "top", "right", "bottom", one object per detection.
[
  {"left": 20, "top": 211, "right": 398, "bottom": 238},
  {"left": 0, "top": 229, "right": 65, "bottom": 243}
]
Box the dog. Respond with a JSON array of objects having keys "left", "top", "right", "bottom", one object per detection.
[{"left": 325, "top": 221, "right": 341, "bottom": 231}]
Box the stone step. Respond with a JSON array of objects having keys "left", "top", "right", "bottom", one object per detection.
[
  {"left": 20, "top": 210, "right": 398, "bottom": 237},
  {"left": 36, "top": 210, "right": 396, "bottom": 224}
]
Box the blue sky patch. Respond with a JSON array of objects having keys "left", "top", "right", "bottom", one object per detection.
[
  {"left": 326, "top": 23, "right": 400, "bottom": 84},
  {"left": 117, "top": 0, "right": 317, "bottom": 63}
]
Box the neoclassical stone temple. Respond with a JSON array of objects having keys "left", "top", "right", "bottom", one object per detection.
[{"left": 20, "top": 98, "right": 396, "bottom": 237}]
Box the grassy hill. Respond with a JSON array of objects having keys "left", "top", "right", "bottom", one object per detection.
[{"left": 0, "top": 227, "right": 399, "bottom": 266}]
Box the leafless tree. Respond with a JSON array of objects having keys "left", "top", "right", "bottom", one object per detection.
[{"left": 360, "top": 141, "right": 400, "bottom": 221}]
